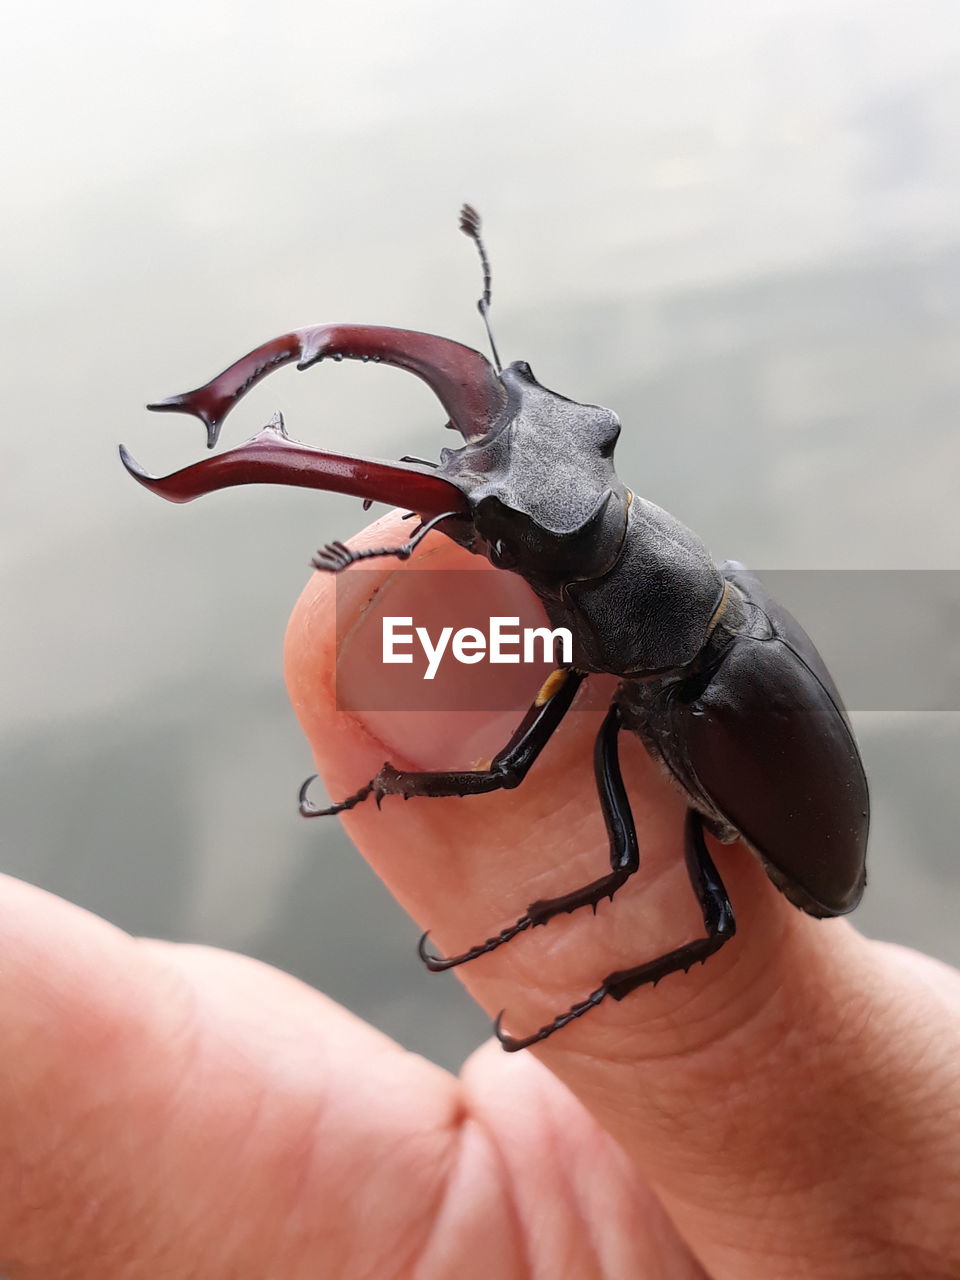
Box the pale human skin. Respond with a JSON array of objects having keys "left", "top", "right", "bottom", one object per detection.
[{"left": 2, "top": 511, "right": 959, "bottom": 1279}]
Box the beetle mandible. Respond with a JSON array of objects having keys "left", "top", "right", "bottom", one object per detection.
[{"left": 121, "top": 205, "right": 869, "bottom": 1051}]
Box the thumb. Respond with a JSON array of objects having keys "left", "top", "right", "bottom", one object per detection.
[{"left": 285, "top": 509, "right": 960, "bottom": 1277}]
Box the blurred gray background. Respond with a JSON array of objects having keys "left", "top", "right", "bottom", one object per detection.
[{"left": 1, "top": 0, "right": 958, "bottom": 1070}]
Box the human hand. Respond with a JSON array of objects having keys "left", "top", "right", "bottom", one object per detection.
[{"left": 2, "top": 510, "right": 958, "bottom": 1278}]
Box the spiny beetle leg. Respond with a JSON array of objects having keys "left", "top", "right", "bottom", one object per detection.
[
  {"left": 311, "top": 510, "right": 458, "bottom": 574},
  {"left": 297, "top": 668, "right": 584, "bottom": 824},
  {"left": 421, "top": 699, "right": 639, "bottom": 971},
  {"left": 496, "top": 809, "right": 736, "bottom": 1051},
  {"left": 419, "top": 919, "right": 534, "bottom": 972},
  {"left": 299, "top": 775, "right": 379, "bottom": 818}
]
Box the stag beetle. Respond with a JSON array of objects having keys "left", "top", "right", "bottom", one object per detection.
[{"left": 121, "top": 206, "right": 869, "bottom": 1051}]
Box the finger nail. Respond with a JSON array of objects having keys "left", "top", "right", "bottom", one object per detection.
[{"left": 333, "top": 542, "right": 556, "bottom": 769}]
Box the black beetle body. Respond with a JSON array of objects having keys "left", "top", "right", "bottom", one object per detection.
[
  {"left": 619, "top": 563, "right": 868, "bottom": 918},
  {"left": 122, "top": 207, "right": 869, "bottom": 1050},
  {"left": 435, "top": 360, "right": 868, "bottom": 920}
]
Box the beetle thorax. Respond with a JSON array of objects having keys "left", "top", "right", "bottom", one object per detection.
[{"left": 438, "top": 362, "right": 630, "bottom": 588}]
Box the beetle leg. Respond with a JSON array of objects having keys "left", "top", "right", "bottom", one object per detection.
[
  {"left": 420, "top": 700, "right": 639, "bottom": 971},
  {"left": 298, "top": 667, "right": 585, "bottom": 821},
  {"left": 495, "top": 809, "right": 736, "bottom": 1051},
  {"left": 311, "top": 510, "right": 458, "bottom": 574}
]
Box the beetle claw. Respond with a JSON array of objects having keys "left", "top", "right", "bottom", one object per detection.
[
  {"left": 494, "top": 1010, "right": 527, "bottom": 1052},
  {"left": 298, "top": 773, "right": 318, "bottom": 807},
  {"left": 417, "top": 931, "right": 450, "bottom": 971},
  {"left": 311, "top": 538, "right": 367, "bottom": 573},
  {"left": 415, "top": 914, "right": 535, "bottom": 971},
  {"left": 495, "top": 984, "right": 610, "bottom": 1051},
  {"left": 299, "top": 774, "right": 375, "bottom": 818}
]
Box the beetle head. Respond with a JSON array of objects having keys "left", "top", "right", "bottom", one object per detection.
[
  {"left": 120, "top": 207, "right": 630, "bottom": 594},
  {"left": 438, "top": 361, "right": 630, "bottom": 591}
]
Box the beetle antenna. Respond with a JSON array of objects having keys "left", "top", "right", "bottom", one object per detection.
[{"left": 459, "top": 203, "right": 502, "bottom": 373}]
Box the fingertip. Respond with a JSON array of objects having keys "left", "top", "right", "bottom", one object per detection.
[
  {"left": 284, "top": 510, "right": 410, "bottom": 751},
  {"left": 284, "top": 509, "right": 562, "bottom": 775}
]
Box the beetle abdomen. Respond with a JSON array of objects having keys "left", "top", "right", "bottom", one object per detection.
[{"left": 621, "top": 565, "right": 869, "bottom": 917}]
